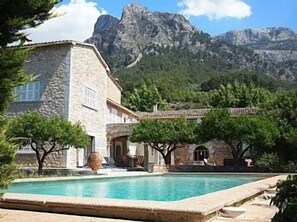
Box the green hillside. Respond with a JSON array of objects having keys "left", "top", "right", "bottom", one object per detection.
[{"left": 114, "top": 49, "right": 295, "bottom": 109}]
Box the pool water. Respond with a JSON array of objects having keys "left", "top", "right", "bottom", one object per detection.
[{"left": 6, "top": 174, "right": 265, "bottom": 201}]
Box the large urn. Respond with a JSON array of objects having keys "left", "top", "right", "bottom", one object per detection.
[{"left": 88, "top": 152, "right": 102, "bottom": 171}]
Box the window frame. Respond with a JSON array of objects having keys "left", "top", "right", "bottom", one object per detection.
[
  {"left": 83, "top": 85, "right": 97, "bottom": 110},
  {"left": 18, "top": 141, "right": 35, "bottom": 154},
  {"left": 14, "top": 81, "right": 41, "bottom": 102}
]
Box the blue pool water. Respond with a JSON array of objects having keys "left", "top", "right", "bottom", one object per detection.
[{"left": 6, "top": 174, "right": 266, "bottom": 201}]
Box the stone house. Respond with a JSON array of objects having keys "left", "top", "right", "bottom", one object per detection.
[
  {"left": 8, "top": 40, "right": 146, "bottom": 169},
  {"left": 8, "top": 40, "right": 257, "bottom": 170},
  {"left": 138, "top": 108, "right": 258, "bottom": 166}
]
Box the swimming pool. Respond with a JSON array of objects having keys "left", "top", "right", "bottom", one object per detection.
[{"left": 6, "top": 174, "right": 266, "bottom": 201}]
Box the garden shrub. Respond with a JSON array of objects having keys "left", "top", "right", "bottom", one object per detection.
[{"left": 271, "top": 175, "right": 297, "bottom": 222}]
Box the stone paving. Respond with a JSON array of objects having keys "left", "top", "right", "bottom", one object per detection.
[
  {"left": 0, "top": 208, "right": 141, "bottom": 222},
  {"left": 212, "top": 195, "right": 277, "bottom": 222},
  {"left": 0, "top": 194, "right": 277, "bottom": 222}
]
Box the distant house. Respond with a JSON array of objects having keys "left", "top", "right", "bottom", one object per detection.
[
  {"left": 8, "top": 40, "right": 148, "bottom": 169},
  {"left": 138, "top": 108, "right": 258, "bottom": 166}
]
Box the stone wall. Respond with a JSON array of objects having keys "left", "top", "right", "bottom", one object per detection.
[
  {"left": 70, "top": 44, "right": 108, "bottom": 158},
  {"left": 8, "top": 44, "right": 71, "bottom": 117},
  {"left": 9, "top": 44, "right": 71, "bottom": 168},
  {"left": 174, "top": 140, "right": 233, "bottom": 166},
  {"left": 16, "top": 151, "right": 63, "bottom": 168},
  {"left": 107, "top": 76, "right": 121, "bottom": 104}
]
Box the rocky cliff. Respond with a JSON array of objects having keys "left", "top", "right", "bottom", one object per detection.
[
  {"left": 216, "top": 27, "right": 297, "bottom": 81},
  {"left": 86, "top": 4, "right": 203, "bottom": 67},
  {"left": 85, "top": 4, "right": 297, "bottom": 82}
]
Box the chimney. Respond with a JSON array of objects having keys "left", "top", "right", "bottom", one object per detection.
[{"left": 153, "top": 104, "right": 158, "bottom": 112}]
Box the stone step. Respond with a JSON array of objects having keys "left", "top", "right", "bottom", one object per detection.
[{"left": 220, "top": 207, "right": 246, "bottom": 218}]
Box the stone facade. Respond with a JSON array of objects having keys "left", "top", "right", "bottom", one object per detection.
[
  {"left": 69, "top": 44, "right": 108, "bottom": 158},
  {"left": 9, "top": 44, "right": 72, "bottom": 168},
  {"left": 107, "top": 75, "right": 122, "bottom": 104},
  {"left": 9, "top": 41, "right": 113, "bottom": 169},
  {"left": 16, "top": 151, "right": 64, "bottom": 168},
  {"left": 174, "top": 140, "right": 233, "bottom": 166},
  {"left": 9, "top": 44, "right": 70, "bottom": 117}
]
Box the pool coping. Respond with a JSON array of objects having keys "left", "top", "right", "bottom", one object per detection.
[
  {"left": 0, "top": 173, "right": 288, "bottom": 222},
  {"left": 13, "top": 172, "right": 162, "bottom": 183}
]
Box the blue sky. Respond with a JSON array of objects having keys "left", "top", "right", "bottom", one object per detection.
[{"left": 28, "top": 0, "right": 297, "bottom": 43}]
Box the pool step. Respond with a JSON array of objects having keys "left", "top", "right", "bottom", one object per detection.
[
  {"left": 98, "top": 168, "right": 127, "bottom": 173},
  {"left": 220, "top": 207, "right": 246, "bottom": 218},
  {"left": 265, "top": 188, "right": 277, "bottom": 194}
]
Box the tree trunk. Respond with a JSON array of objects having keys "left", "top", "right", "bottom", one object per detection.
[
  {"left": 165, "top": 153, "right": 171, "bottom": 165},
  {"left": 37, "top": 160, "right": 44, "bottom": 175},
  {"left": 37, "top": 153, "right": 47, "bottom": 175},
  {"left": 233, "top": 156, "right": 239, "bottom": 171}
]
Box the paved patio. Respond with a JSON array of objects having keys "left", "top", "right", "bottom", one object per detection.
[{"left": 0, "top": 194, "right": 277, "bottom": 222}]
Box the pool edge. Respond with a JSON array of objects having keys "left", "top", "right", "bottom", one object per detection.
[{"left": 0, "top": 174, "right": 289, "bottom": 222}]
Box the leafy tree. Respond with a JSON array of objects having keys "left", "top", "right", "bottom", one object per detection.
[
  {"left": 271, "top": 175, "right": 297, "bottom": 222},
  {"left": 8, "top": 112, "right": 90, "bottom": 175},
  {"left": 200, "top": 109, "right": 280, "bottom": 168},
  {"left": 262, "top": 90, "right": 297, "bottom": 162},
  {"left": 208, "top": 81, "right": 272, "bottom": 108},
  {"left": 200, "top": 72, "right": 291, "bottom": 92},
  {"left": 123, "top": 84, "right": 168, "bottom": 112},
  {"left": 130, "top": 118, "right": 198, "bottom": 164}
]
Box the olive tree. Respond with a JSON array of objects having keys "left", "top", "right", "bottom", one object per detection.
[
  {"left": 130, "top": 118, "right": 198, "bottom": 164},
  {"left": 8, "top": 112, "right": 90, "bottom": 175},
  {"left": 200, "top": 109, "right": 280, "bottom": 169}
]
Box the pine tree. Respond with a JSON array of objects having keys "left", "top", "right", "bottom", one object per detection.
[{"left": 0, "top": 0, "right": 59, "bottom": 188}]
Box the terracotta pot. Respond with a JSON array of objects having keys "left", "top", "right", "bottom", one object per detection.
[{"left": 88, "top": 152, "right": 102, "bottom": 171}]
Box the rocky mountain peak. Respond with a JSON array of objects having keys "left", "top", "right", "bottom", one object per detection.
[
  {"left": 93, "top": 14, "right": 119, "bottom": 34},
  {"left": 123, "top": 3, "right": 148, "bottom": 15},
  {"left": 216, "top": 27, "right": 297, "bottom": 45},
  {"left": 86, "top": 3, "right": 201, "bottom": 67}
]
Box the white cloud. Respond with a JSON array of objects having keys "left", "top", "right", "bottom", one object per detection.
[
  {"left": 26, "top": 0, "right": 106, "bottom": 43},
  {"left": 178, "top": 0, "right": 252, "bottom": 20}
]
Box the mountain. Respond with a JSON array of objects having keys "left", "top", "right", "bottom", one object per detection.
[
  {"left": 85, "top": 4, "right": 264, "bottom": 71},
  {"left": 85, "top": 4, "right": 296, "bottom": 106},
  {"left": 86, "top": 4, "right": 204, "bottom": 68},
  {"left": 216, "top": 27, "right": 297, "bottom": 81}
]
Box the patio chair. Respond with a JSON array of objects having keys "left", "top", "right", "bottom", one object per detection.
[
  {"left": 103, "top": 157, "right": 117, "bottom": 168},
  {"left": 135, "top": 155, "right": 144, "bottom": 168},
  {"left": 128, "top": 155, "right": 145, "bottom": 171},
  {"left": 203, "top": 158, "right": 215, "bottom": 166}
]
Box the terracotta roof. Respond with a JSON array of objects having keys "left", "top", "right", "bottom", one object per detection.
[
  {"left": 138, "top": 107, "right": 258, "bottom": 119},
  {"left": 107, "top": 99, "right": 140, "bottom": 119}
]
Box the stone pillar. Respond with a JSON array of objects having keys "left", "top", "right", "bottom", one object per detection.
[{"left": 106, "top": 141, "right": 111, "bottom": 157}]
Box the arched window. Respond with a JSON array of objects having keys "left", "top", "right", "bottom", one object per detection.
[{"left": 194, "top": 146, "right": 209, "bottom": 161}]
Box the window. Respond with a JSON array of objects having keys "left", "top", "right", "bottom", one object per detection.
[
  {"left": 18, "top": 141, "right": 35, "bottom": 153},
  {"left": 15, "top": 81, "right": 40, "bottom": 102},
  {"left": 84, "top": 86, "right": 96, "bottom": 109}
]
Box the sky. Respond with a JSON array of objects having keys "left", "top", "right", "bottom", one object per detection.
[{"left": 27, "top": 0, "right": 297, "bottom": 43}]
